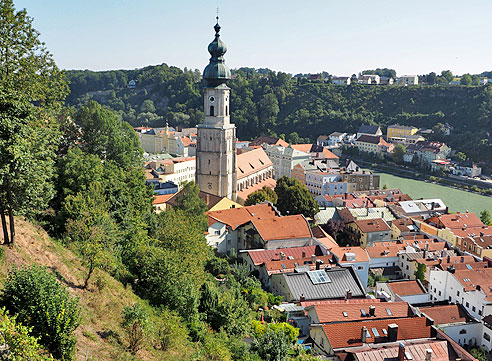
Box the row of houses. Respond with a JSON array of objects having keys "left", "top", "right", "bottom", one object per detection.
[{"left": 332, "top": 74, "right": 419, "bottom": 86}]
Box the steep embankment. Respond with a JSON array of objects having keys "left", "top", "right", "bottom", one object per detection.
[{"left": 0, "top": 218, "right": 166, "bottom": 361}]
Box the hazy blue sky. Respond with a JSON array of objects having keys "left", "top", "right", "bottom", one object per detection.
[{"left": 14, "top": 0, "right": 492, "bottom": 76}]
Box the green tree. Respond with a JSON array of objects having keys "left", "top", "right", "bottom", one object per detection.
[
  {"left": 453, "top": 151, "right": 467, "bottom": 162},
  {"left": 0, "top": 307, "right": 53, "bottom": 360},
  {"left": 460, "top": 74, "right": 472, "bottom": 86},
  {"left": 3, "top": 265, "right": 80, "bottom": 360},
  {"left": 472, "top": 75, "right": 481, "bottom": 86},
  {"left": 470, "top": 347, "right": 487, "bottom": 361},
  {"left": 0, "top": 0, "right": 68, "bottom": 108},
  {"left": 121, "top": 303, "right": 151, "bottom": 355},
  {"left": 140, "top": 99, "right": 156, "bottom": 113},
  {"left": 250, "top": 327, "right": 291, "bottom": 361},
  {"left": 415, "top": 263, "right": 427, "bottom": 282},
  {"left": 0, "top": 92, "right": 59, "bottom": 245},
  {"left": 76, "top": 101, "right": 143, "bottom": 168},
  {"left": 391, "top": 144, "right": 406, "bottom": 163},
  {"left": 480, "top": 210, "right": 491, "bottom": 225},
  {"left": 275, "top": 176, "right": 319, "bottom": 218},
  {"left": 440, "top": 70, "right": 454, "bottom": 83},
  {"left": 258, "top": 93, "right": 279, "bottom": 130},
  {"left": 173, "top": 181, "right": 208, "bottom": 230},
  {"left": 245, "top": 186, "right": 278, "bottom": 206},
  {"left": 287, "top": 132, "right": 301, "bottom": 144}
]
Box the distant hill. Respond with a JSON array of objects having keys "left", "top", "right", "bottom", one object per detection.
[{"left": 65, "top": 65, "right": 492, "bottom": 172}]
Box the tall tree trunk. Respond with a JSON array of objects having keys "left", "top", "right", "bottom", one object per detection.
[
  {"left": 84, "top": 260, "right": 94, "bottom": 289},
  {"left": 7, "top": 207, "right": 14, "bottom": 245},
  {"left": 0, "top": 206, "right": 9, "bottom": 245}
]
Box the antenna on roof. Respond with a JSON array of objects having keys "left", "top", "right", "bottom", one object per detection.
[{"left": 216, "top": 6, "right": 220, "bottom": 22}]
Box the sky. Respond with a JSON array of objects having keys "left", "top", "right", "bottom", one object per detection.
[{"left": 14, "top": 0, "right": 492, "bottom": 76}]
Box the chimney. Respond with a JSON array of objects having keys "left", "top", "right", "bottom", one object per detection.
[
  {"left": 302, "top": 251, "right": 306, "bottom": 258},
  {"left": 311, "top": 254, "right": 316, "bottom": 264},
  {"left": 460, "top": 256, "right": 464, "bottom": 263},
  {"left": 447, "top": 255, "right": 451, "bottom": 263},
  {"left": 280, "top": 252, "right": 286, "bottom": 260},
  {"left": 388, "top": 324, "right": 399, "bottom": 342},
  {"left": 425, "top": 243, "right": 429, "bottom": 251},
  {"left": 398, "top": 342, "right": 405, "bottom": 361},
  {"left": 316, "top": 259, "right": 324, "bottom": 270},
  {"left": 300, "top": 294, "right": 305, "bottom": 302},
  {"left": 345, "top": 289, "right": 352, "bottom": 300},
  {"left": 441, "top": 250, "right": 446, "bottom": 258},
  {"left": 369, "top": 305, "right": 376, "bottom": 317},
  {"left": 361, "top": 326, "right": 368, "bottom": 343},
  {"left": 425, "top": 349, "right": 433, "bottom": 361}
]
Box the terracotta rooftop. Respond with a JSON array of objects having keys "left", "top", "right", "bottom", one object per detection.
[
  {"left": 236, "top": 177, "right": 276, "bottom": 201},
  {"left": 291, "top": 143, "right": 314, "bottom": 153},
  {"left": 320, "top": 316, "right": 431, "bottom": 349},
  {"left": 246, "top": 245, "right": 322, "bottom": 266},
  {"left": 419, "top": 304, "right": 470, "bottom": 325},
  {"left": 331, "top": 247, "right": 369, "bottom": 263},
  {"left": 207, "top": 202, "right": 278, "bottom": 230},
  {"left": 354, "top": 219, "right": 391, "bottom": 233},
  {"left": 429, "top": 212, "right": 484, "bottom": 230},
  {"left": 366, "top": 243, "right": 406, "bottom": 259},
  {"left": 452, "top": 268, "right": 492, "bottom": 297},
  {"left": 264, "top": 255, "right": 334, "bottom": 275},
  {"left": 236, "top": 147, "right": 273, "bottom": 179},
  {"left": 387, "top": 280, "right": 426, "bottom": 296},
  {"left": 350, "top": 340, "right": 458, "bottom": 361},
  {"left": 301, "top": 298, "right": 381, "bottom": 308},
  {"left": 252, "top": 215, "right": 312, "bottom": 241},
  {"left": 452, "top": 226, "right": 492, "bottom": 239},
  {"left": 153, "top": 194, "right": 174, "bottom": 205},
  {"left": 310, "top": 301, "right": 411, "bottom": 323}
]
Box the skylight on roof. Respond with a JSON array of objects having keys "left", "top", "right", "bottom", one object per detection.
[
  {"left": 342, "top": 312, "right": 348, "bottom": 317},
  {"left": 466, "top": 264, "right": 473, "bottom": 270},
  {"left": 386, "top": 308, "right": 393, "bottom": 316},
  {"left": 307, "top": 270, "right": 331, "bottom": 284},
  {"left": 360, "top": 309, "right": 367, "bottom": 317},
  {"left": 382, "top": 328, "right": 388, "bottom": 335},
  {"left": 463, "top": 278, "right": 471, "bottom": 282},
  {"left": 372, "top": 328, "right": 380, "bottom": 337}
]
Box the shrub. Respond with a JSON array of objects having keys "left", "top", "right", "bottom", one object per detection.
[
  {"left": 121, "top": 303, "right": 151, "bottom": 354},
  {"left": 2, "top": 265, "right": 80, "bottom": 360}
]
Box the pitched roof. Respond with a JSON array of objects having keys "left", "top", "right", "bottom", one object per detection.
[
  {"left": 153, "top": 194, "right": 174, "bottom": 205},
  {"left": 311, "top": 301, "right": 411, "bottom": 323},
  {"left": 452, "top": 267, "right": 492, "bottom": 296},
  {"left": 246, "top": 245, "right": 322, "bottom": 266},
  {"left": 321, "top": 317, "right": 431, "bottom": 349},
  {"left": 357, "top": 134, "right": 384, "bottom": 144},
  {"left": 291, "top": 143, "right": 314, "bottom": 153},
  {"left": 451, "top": 226, "right": 492, "bottom": 239},
  {"left": 366, "top": 243, "right": 406, "bottom": 259},
  {"left": 358, "top": 125, "right": 381, "bottom": 135},
  {"left": 252, "top": 215, "right": 312, "bottom": 241},
  {"left": 264, "top": 255, "right": 334, "bottom": 275},
  {"left": 236, "top": 177, "right": 276, "bottom": 201},
  {"left": 331, "top": 247, "right": 369, "bottom": 263},
  {"left": 387, "top": 280, "right": 426, "bottom": 296},
  {"left": 419, "top": 304, "right": 470, "bottom": 325},
  {"left": 277, "top": 267, "right": 365, "bottom": 301},
  {"left": 354, "top": 219, "right": 391, "bottom": 233},
  {"left": 351, "top": 340, "right": 455, "bottom": 361},
  {"left": 236, "top": 147, "right": 273, "bottom": 179},
  {"left": 207, "top": 203, "right": 278, "bottom": 230},
  {"left": 436, "top": 213, "right": 484, "bottom": 230}
]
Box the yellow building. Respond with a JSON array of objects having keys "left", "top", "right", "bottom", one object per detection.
[
  {"left": 208, "top": 197, "right": 242, "bottom": 212},
  {"left": 387, "top": 124, "right": 419, "bottom": 138}
]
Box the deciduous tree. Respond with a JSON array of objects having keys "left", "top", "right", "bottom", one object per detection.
[
  {"left": 275, "top": 176, "right": 319, "bottom": 218},
  {"left": 245, "top": 186, "right": 278, "bottom": 206}
]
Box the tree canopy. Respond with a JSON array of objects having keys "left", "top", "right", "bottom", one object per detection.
[{"left": 274, "top": 176, "right": 319, "bottom": 218}]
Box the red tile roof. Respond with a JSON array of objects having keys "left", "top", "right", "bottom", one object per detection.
[
  {"left": 452, "top": 226, "right": 492, "bottom": 239},
  {"left": 264, "top": 255, "right": 334, "bottom": 275},
  {"left": 236, "top": 177, "right": 276, "bottom": 201},
  {"left": 246, "top": 245, "right": 321, "bottom": 266},
  {"left": 311, "top": 301, "right": 410, "bottom": 323},
  {"left": 387, "top": 281, "right": 426, "bottom": 296},
  {"left": 452, "top": 267, "right": 492, "bottom": 295},
  {"left": 366, "top": 243, "right": 406, "bottom": 259},
  {"left": 430, "top": 213, "right": 484, "bottom": 230},
  {"left": 419, "top": 304, "right": 469, "bottom": 325},
  {"left": 321, "top": 317, "right": 431, "bottom": 349},
  {"left": 252, "top": 215, "right": 312, "bottom": 241},
  {"left": 351, "top": 340, "right": 455, "bottom": 361},
  {"left": 354, "top": 219, "right": 391, "bottom": 233},
  {"left": 236, "top": 147, "right": 273, "bottom": 179},
  {"left": 301, "top": 298, "right": 381, "bottom": 308},
  {"left": 330, "top": 247, "right": 369, "bottom": 263},
  {"left": 153, "top": 194, "right": 174, "bottom": 205},
  {"left": 291, "top": 144, "right": 313, "bottom": 153},
  {"left": 207, "top": 203, "right": 278, "bottom": 230}
]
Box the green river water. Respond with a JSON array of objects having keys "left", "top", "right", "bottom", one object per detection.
[{"left": 376, "top": 172, "right": 492, "bottom": 214}]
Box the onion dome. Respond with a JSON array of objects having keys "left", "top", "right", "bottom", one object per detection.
[{"left": 203, "top": 18, "right": 231, "bottom": 87}]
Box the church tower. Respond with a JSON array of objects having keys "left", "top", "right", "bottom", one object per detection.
[{"left": 196, "top": 19, "right": 237, "bottom": 200}]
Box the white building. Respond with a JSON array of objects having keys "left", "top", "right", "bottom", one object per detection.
[
  {"left": 359, "top": 74, "right": 380, "bottom": 84},
  {"left": 154, "top": 157, "right": 196, "bottom": 187},
  {"left": 305, "top": 171, "right": 340, "bottom": 196},
  {"left": 397, "top": 75, "right": 419, "bottom": 85},
  {"left": 264, "top": 145, "right": 311, "bottom": 179},
  {"left": 332, "top": 76, "right": 351, "bottom": 85},
  {"left": 452, "top": 161, "right": 482, "bottom": 178}
]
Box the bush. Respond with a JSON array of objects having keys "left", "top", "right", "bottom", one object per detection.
[
  {"left": 2, "top": 265, "right": 80, "bottom": 360},
  {"left": 121, "top": 303, "right": 151, "bottom": 355}
]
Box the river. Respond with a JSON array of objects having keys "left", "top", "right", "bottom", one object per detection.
[{"left": 375, "top": 172, "right": 492, "bottom": 214}]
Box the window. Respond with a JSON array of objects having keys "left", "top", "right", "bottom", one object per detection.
[
  {"left": 210, "top": 105, "right": 215, "bottom": 116},
  {"left": 215, "top": 230, "right": 220, "bottom": 235},
  {"left": 460, "top": 329, "right": 467, "bottom": 334},
  {"left": 472, "top": 306, "right": 476, "bottom": 312},
  {"left": 449, "top": 296, "right": 452, "bottom": 302},
  {"left": 466, "top": 302, "right": 470, "bottom": 308},
  {"left": 438, "top": 291, "right": 441, "bottom": 296},
  {"left": 358, "top": 266, "right": 364, "bottom": 270},
  {"left": 457, "top": 291, "right": 460, "bottom": 297},
  {"left": 485, "top": 333, "right": 491, "bottom": 342}
]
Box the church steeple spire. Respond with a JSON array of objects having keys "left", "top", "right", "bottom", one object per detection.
[{"left": 203, "top": 17, "right": 231, "bottom": 87}]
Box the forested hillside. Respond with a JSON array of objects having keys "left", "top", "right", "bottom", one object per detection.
[{"left": 66, "top": 66, "right": 492, "bottom": 171}]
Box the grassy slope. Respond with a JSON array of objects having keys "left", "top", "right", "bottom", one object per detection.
[{"left": 0, "top": 218, "right": 188, "bottom": 361}]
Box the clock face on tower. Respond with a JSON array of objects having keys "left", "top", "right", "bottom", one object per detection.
[
  {"left": 208, "top": 182, "right": 213, "bottom": 189},
  {"left": 209, "top": 96, "right": 215, "bottom": 103}
]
